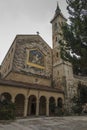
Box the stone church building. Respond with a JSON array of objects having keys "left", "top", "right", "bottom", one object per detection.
[{"left": 0, "top": 4, "right": 87, "bottom": 117}]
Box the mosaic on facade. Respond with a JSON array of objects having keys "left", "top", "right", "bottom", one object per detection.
[{"left": 27, "top": 49, "right": 45, "bottom": 69}]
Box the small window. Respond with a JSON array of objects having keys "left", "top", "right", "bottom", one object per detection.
[
  {"left": 54, "top": 23, "right": 58, "bottom": 30},
  {"left": 55, "top": 37, "right": 57, "bottom": 42},
  {"left": 56, "top": 52, "right": 59, "bottom": 57}
]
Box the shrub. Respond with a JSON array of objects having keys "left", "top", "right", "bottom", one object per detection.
[
  {"left": 72, "top": 104, "right": 82, "bottom": 115},
  {"left": 55, "top": 107, "right": 64, "bottom": 116},
  {"left": 71, "top": 96, "right": 83, "bottom": 115},
  {"left": 0, "top": 100, "right": 15, "bottom": 120}
]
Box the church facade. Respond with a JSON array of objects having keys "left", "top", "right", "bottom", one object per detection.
[{"left": 0, "top": 4, "right": 87, "bottom": 117}]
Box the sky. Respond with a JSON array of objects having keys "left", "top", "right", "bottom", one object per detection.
[{"left": 0, "top": 0, "right": 68, "bottom": 64}]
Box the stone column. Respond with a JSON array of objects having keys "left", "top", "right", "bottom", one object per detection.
[
  {"left": 24, "top": 97, "right": 28, "bottom": 117},
  {"left": 55, "top": 98, "right": 58, "bottom": 107},
  {"left": 11, "top": 96, "right": 15, "bottom": 103},
  {"left": 36, "top": 99, "right": 39, "bottom": 116},
  {"left": 46, "top": 98, "right": 49, "bottom": 116}
]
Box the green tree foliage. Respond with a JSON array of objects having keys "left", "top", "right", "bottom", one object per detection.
[
  {"left": 60, "top": 0, "right": 87, "bottom": 75},
  {"left": 78, "top": 83, "right": 87, "bottom": 104},
  {"left": 71, "top": 83, "right": 87, "bottom": 114},
  {"left": 0, "top": 99, "right": 15, "bottom": 120},
  {"left": 71, "top": 96, "right": 82, "bottom": 114}
]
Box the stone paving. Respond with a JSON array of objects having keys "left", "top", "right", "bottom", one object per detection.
[{"left": 0, "top": 116, "right": 87, "bottom": 130}]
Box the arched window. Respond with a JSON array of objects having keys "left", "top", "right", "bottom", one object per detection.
[{"left": 57, "top": 98, "right": 63, "bottom": 108}]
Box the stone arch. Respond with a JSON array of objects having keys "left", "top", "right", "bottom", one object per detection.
[
  {"left": 27, "top": 95, "right": 37, "bottom": 116},
  {"left": 15, "top": 94, "right": 25, "bottom": 117},
  {"left": 49, "top": 97, "right": 56, "bottom": 116},
  {"left": 0, "top": 92, "right": 12, "bottom": 102},
  {"left": 57, "top": 97, "right": 63, "bottom": 108},
  {"left": 39, "top": 96, "right": 46, "bottom": 115}
]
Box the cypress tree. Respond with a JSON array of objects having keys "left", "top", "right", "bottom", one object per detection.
[{"left": 60, "top": 0, "right": 87, "bottom": 75}]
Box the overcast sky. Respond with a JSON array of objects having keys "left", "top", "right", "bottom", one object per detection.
[{"left": 0, "top": 0, "right": 68, "bottom": 64}]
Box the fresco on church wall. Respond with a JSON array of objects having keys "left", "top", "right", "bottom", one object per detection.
[{"left": 28, "top": 49, "right": 44, "bottom": 67}]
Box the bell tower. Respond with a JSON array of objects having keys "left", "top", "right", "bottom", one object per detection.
[
  {"left": 51, "top": 2, "right": 66, "bottom": 48},
  {"left": 51, "top": 2, "right": 74, "bottom": 110},
  {"left": 51, "top": 2, "right": 67, "bottom": 66}
]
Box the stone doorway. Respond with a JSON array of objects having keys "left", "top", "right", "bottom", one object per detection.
[
  {"left": 57, "top": 98, "right": 63, "bottom": 108},
  {"left": 39, "top": 96, "right": 46, "bottom": 115},
  {"left": 49, "top": 97, "right": 55, "bottom": 116},
  {"left": 27, "top": 95, "right": 36, "bottom": 116},
  {"left": 15, "top": 94, "right": 25, "bottom": 117}
]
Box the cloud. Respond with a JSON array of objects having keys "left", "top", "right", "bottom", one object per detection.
[{"left": 0, "top": 0, "right": 68, "bottom": 64}]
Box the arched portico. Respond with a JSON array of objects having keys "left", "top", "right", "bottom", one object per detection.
[
  {"left": 39, "top": 96, "right": 46, "bottom": 115},
  {"left": 57, "top": 97, "right": 63, "bottom": 108},
  {"left": 27, "top": 95, "right": 36, "bottom": 116},
  {"left": 15, "top": 94, "right": 25, "bottom": 117},
  {"left": 0, "top": 92, "right": 12, "bottom": 102},
  {"left": 49, "top": 97, "right": 55, "bottom": 116}
]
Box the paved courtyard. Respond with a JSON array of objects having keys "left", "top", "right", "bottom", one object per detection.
[{"left": 0, "top": 116, "right": 87, "bottom": 130}]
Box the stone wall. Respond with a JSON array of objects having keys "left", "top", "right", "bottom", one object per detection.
[
  {"left": 13, "top": 35, "right": 52, "bottom": 79},
  {"left": 5, "top": 72, "right": 52, "bottom": 87},
  {"left": 1, "top": 40, "right": 16, "bottom": 78},
  {"left": 4, "top": 35, "right": 52, "bottom": 87}
]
